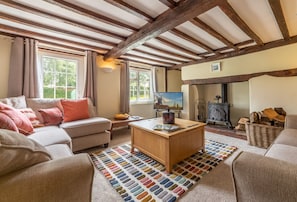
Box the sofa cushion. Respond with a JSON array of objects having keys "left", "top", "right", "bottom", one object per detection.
[
  {"left": 28, "top": 126, "right": 71, "bottom": 148},
  {"left": 61, "top": 99, "right": 90, "bottom": 122},
  {"left": 0, "top": 112, "right": 19, "bottom": 132},
  {"left": 274, "top": 129, "right": 297, "bottom": 147},
  {"left": 0, "top": 95, "right": 27, "bottom": 109},
  {"left": 0, "top": 129, "right": 52, "bottom": 176},
  {"left": 26, "top": 98, "right": 62, "bottom": 124},
  {"left": 0, "top": 102, "right": 34, "bottom": 135},
  {"left": 45, "top": 144, "right": 73, "bottom": 159},
  {"left": 38, "top": 107, "right": 63, "bottom": 126},
  {"left": 265, "top": 143, "right": 297, "bottom": 164},
  {"left": 60, "top": 117, "right": 111, "bottom": 138},
  {"left": 18, "top": 108, "right": 41, "bottom": 127}
]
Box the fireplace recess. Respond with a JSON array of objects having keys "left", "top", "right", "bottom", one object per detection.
[{"left": 206, "top": 84, "right": 232, "bottom": 128}]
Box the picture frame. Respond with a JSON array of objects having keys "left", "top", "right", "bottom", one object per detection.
[{"left": 211, "top": 62, "right": 221, "bottom": 72}]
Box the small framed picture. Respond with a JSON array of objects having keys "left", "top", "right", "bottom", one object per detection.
[{"left": 211, "top": 62, "right": 221, "bottom": 72}]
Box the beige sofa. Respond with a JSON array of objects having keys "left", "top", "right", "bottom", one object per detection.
[
  {"left": 232, "top": 115, "right": 297, "bottom": 202},
  {"left": 1, "top": 95, "right": 111, "bottom": 152},
  {"left": 0, "top": 129, "right": 94, "bottom": 202}
]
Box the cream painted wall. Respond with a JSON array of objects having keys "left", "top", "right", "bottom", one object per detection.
[
  {"left": 229, "top": 82, "right": 250, "bottom": 124},
  {"left": 96, "top": 64, "right": 121, "bottom": 118},
  {"left": 249, "top": 75, "right": 297, "bottom": 114},
  {"left": 0, "top": 36, "right": 12, "bottom": 98},
  {"left": 156, "top": 67, "right": 166, "bottom": 92},
  {"left": 167, "top": 70, "right": 182, "bottom": 92},
  {"left": 182, "top": 43, "right": 297, "bottom": 80}
]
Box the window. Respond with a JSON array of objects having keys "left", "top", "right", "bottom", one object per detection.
[
  {"left": 130, "top": 67, "right": 153, "bottom": 103},
  {"left": 39, "top": 50, "right": 85, "bottom": 99}
]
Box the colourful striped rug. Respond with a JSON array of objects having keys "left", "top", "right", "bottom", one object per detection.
[{"left": 90, "top": 139, "right": 237, "bottom": 202}]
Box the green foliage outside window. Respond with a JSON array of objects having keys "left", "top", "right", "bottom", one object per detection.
[
  {"left": 42, "top": 56, "right": 77, "bottom": 99},
  {"left": 130, "top": 68, "right": 152, "bottom": 102}
]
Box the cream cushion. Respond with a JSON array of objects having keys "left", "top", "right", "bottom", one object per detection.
[
  {"left": 0, "top": 95, "right": 27, "bottom": 109},
  {"left": 0, "top": 129, "right": 52, "bottom": 176}
]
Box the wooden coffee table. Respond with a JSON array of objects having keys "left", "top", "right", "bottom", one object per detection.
[
  {"left": 129, "top": 118, "right": 206, "bottom": 173},
  {"left": 110, "top": 116, "right": 143, "bottom": 139}
]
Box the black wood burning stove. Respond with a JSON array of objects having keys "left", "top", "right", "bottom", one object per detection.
[
  {"left": 206, "top": 102, "right": 232, "bottom": 128},
  {"left": 206, "top": 83, "right": 233, "bottom": 128}
]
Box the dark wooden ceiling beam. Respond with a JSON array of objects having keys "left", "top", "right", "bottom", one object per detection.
[
  {"left": 142, "top": 44, "right": 195, "bottom": 61},
  {"left": 218, "top": 1, "right": 263, "bottom": 45},
  {"left": 158, "top": 0, "right": 177, "bottom": 8},
  {"left": 45, "top": 0, "right": 137, "bottom": 32},
  {"left": 0, "top": 0, "right": 126, "bottom": 41},
  {"left": 133, "top": 48, "right": 188, "bottom": 63},
  {"left": 104, "top": 0, "right": 154, "bottom": 22},
  {"left": 268, "top": 0, "right": 290, "bottom": 40},
  {"left": 120, "top": 58, "right": 168, "bottom": 68},
  {"left": 155, "top": 37, "right": 201, "bottom": 58},
  {"left": 190, "top": 17, "right": 237, "bottom": 50},
  {"left": 183, "top": 68, "right": 297, "bottom": 85},
  {"left": 122, "top": 54, "right": 176, "bottom": 66},
  {"left": 170, "top": 28, "right": 213, "bottom": 53},
  {"left": 0, "top": 24, "right": 108, "bottom": 53},
  {"left": 104, "top": 0, "right": 217, "bottom": 60},
  {"left": 0, "top": 12, "right": 116, "bottom": 47},
  {"left": 236, "top": 39, "right": 256, "bottom": 48}
]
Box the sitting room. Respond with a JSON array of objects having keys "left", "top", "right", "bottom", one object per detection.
[{"left": 1, "top": 0, "right": 297, "bottom": 202}]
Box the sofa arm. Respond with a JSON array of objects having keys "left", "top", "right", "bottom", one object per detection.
[
  {"left": 285, "top": 115, "right": 297, "bottom": 129},
  {"left": 0, "top": 153, "right": 94, "bottom": 202},
  {"left": 232, "top": 152, "right": 297, "bottom": 202}
]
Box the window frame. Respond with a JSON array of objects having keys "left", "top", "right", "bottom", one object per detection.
[
  {"left": 38, "top": 49, "right": 85, "bottom": 99},
  {"left": 129, "top": 67, "right": 154, "bottom": 105}
]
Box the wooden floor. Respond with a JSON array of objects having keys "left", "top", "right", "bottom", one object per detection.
[{"left": 205, "top": 124, "right": 247, "bottom": 140}]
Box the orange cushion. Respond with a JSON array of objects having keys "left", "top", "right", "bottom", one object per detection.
[
  {"left": 61, "top": 99, "right": 90, "bottom": 122},
  {"left": 0, "top": 102, "right": 34, "bottom": 135},
  {"left": 38, "top": 107, "right": 63, "bottom": 126},
  {"left": 0, "top": 112, "right": 19, "bottom": 132}
]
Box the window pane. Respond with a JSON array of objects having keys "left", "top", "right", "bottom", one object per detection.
[
  {"left": 129, "top": 68, "right": 152, "bottom": 102},
  {"left": 41, "top": 55, "right": 78, "bottom": 99},
  {"left": 43, "top": 87, "right": 54, "bottom": 98},
  {"left": 55, "top": 87, "right": 66, "bottom": 98}
]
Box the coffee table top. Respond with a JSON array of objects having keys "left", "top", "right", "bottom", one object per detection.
[
  {"left": 129, "top": 118, "right": 205, "bottom": 137},
  {"left": 111, "top": 116, "right": 143, "bottom": 124}
]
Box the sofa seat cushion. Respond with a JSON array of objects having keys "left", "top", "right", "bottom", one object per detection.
[
  {"left": 45, "top": 144, "right": 73, "bottom": 159},
  {"left": 0, "top": 129, "right": 51, "bottom": 176},
  {"left": 60, "top": 117, "right": 111, "bottom": 138},
  {"left": 265, "top": 143, "right": 297, "bottom": 164},
  {"left": 28, "top": 126, "right": 71, "bottom": 148},
  {"left": 274, "top": 129, "right": 297, "bottom": 147}
]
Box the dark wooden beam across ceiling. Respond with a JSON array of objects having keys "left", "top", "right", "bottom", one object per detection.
[
  {"left": 190, "top": 17, "right": 238, "bottom": 50},
  {"left": 183, "top": 68, "right": 297, "bottom": 85},
  {"left": 0, "top": 24, "right": 108, "bottom": 53},
  {"left": 104, "top": 0, "right": 218, "bottom": 60},
  {"left": 268, "top": 0, "right": 290, "bottom": 40},
  {"left": 142, "top": 44, "right": 194, "bottom": 61},
  {"left": 45, "top": 0, "right": 137, "bottom": 32},
  {"left": 104, "top": 0, "right": 154, "bottom": 23},
  {"left": 0, "top": 12, "right": 116, "bottom": 47},
  {"left": 218, "top": 1, "right": 263, "bottom": 46},
  {"left": 0, "top": 0, "right": 126, "bottom": 41}
]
